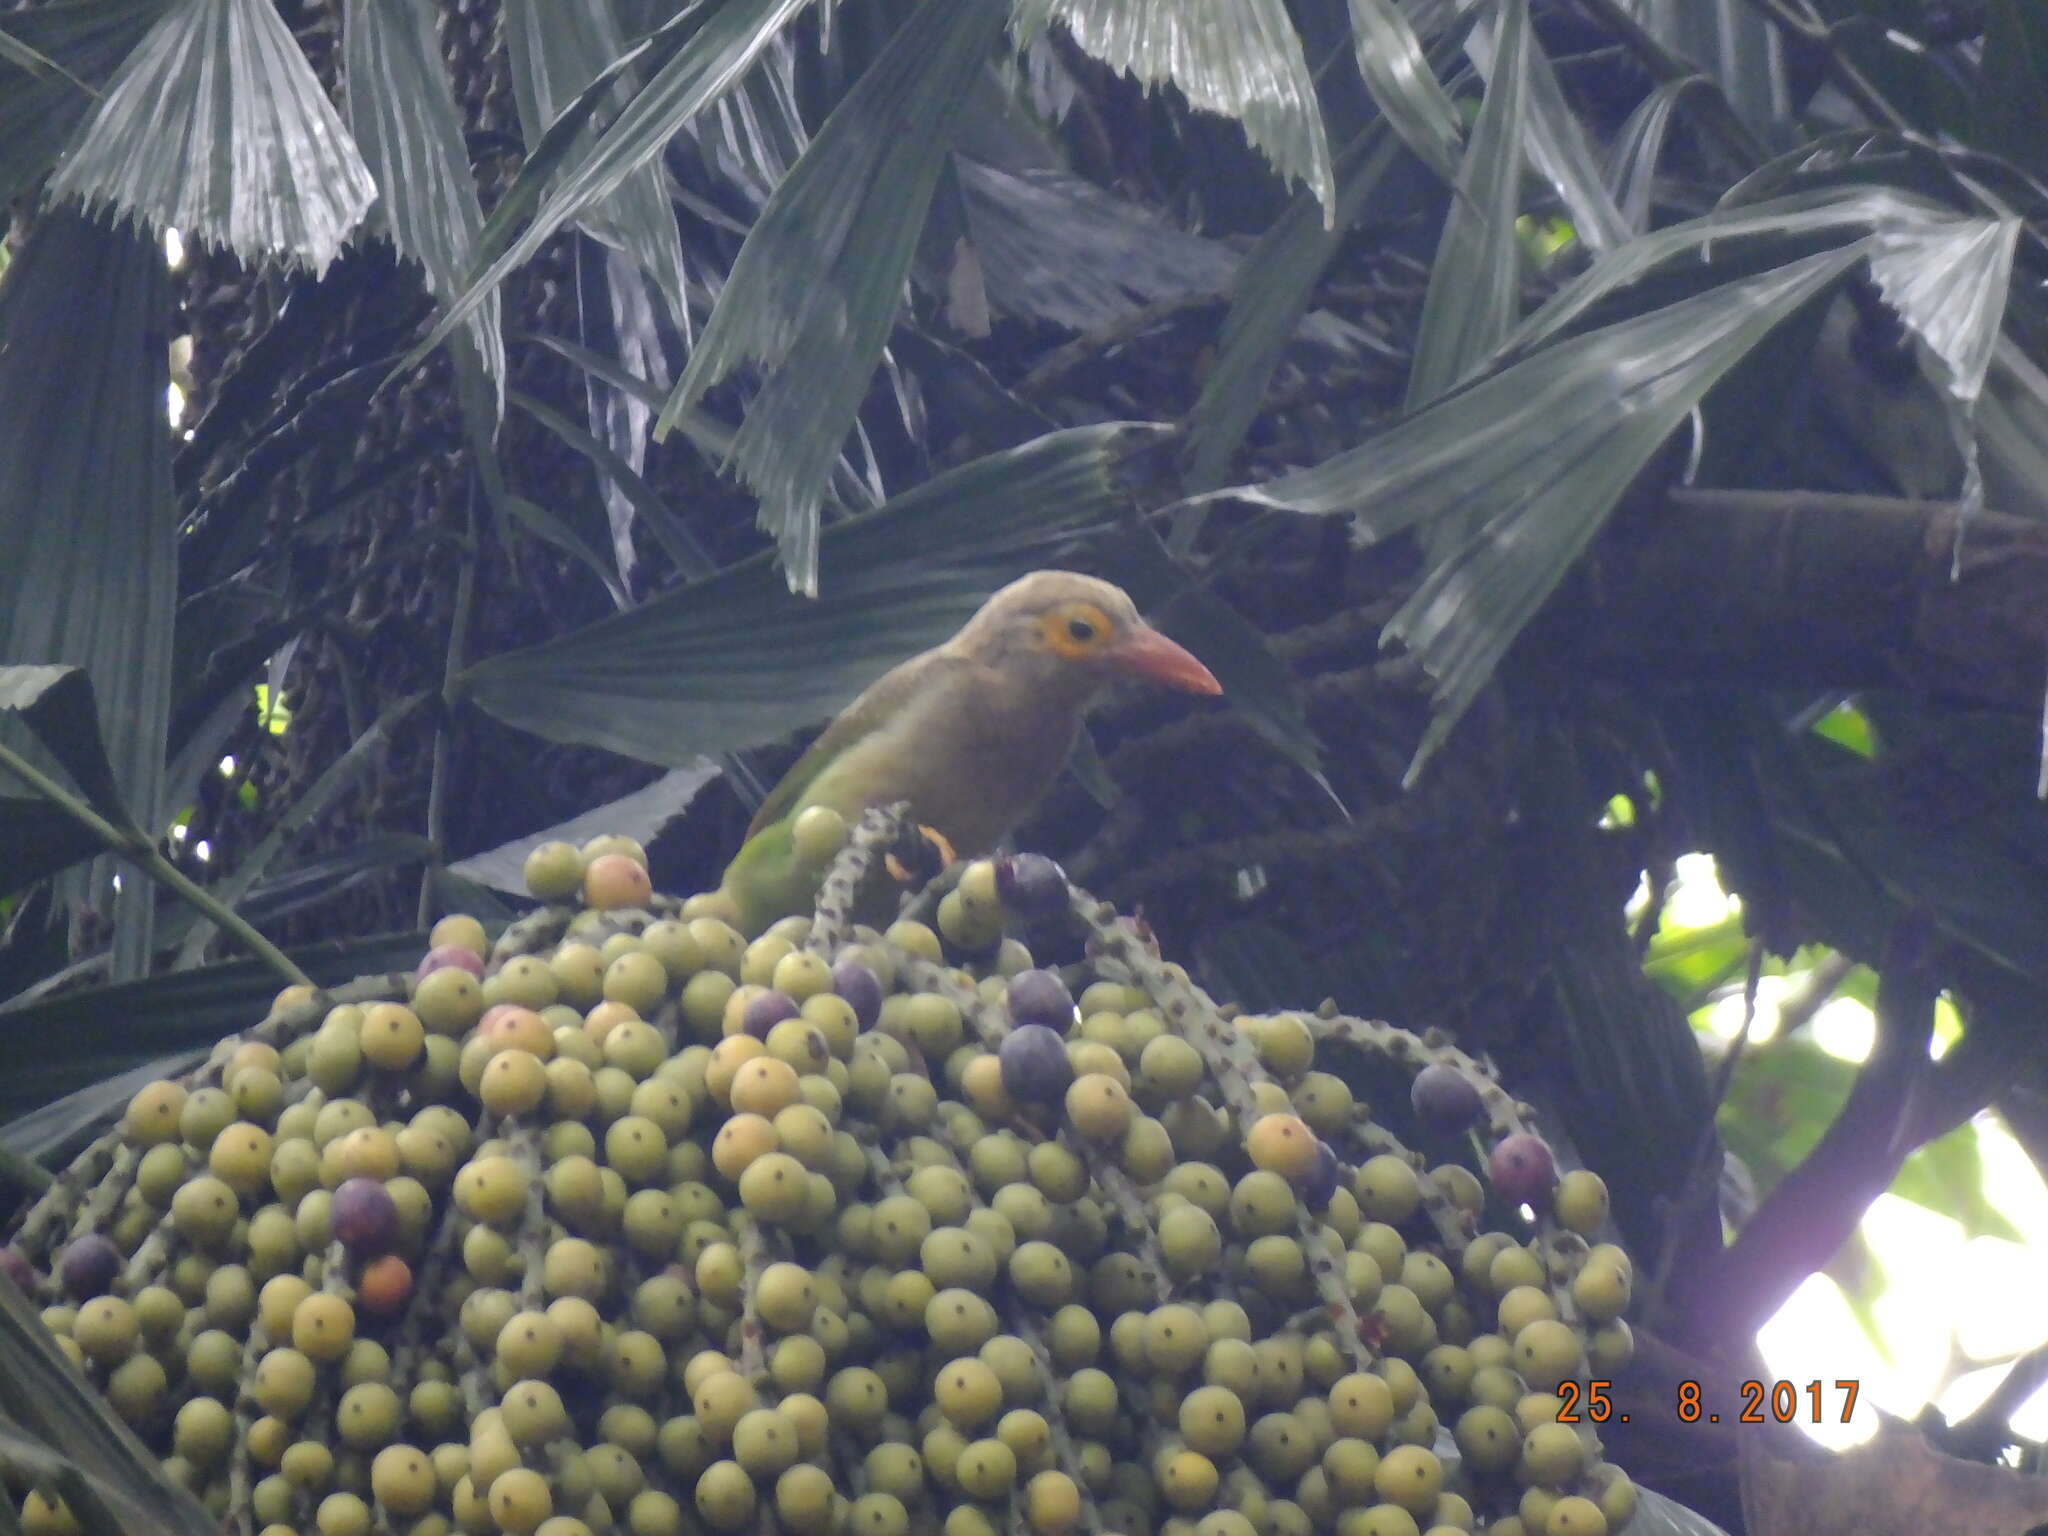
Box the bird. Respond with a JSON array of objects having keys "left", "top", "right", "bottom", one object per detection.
[{"left": 715, "top": 569, "right": 1222, "bottom": 935}]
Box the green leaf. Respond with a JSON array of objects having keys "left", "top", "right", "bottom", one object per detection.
[
  {"left": 452, "top": 343, "right": 629, "bottom": 608},
  {"left": 522, "top": 327, "right": 757, "bottom": 486},
  {"left": 1011, "top": 0, "right": 1336, "bottom": 221},
  {"left": 457, "top": 424, "right": 1163, "bottom": 765},
  {"left": 1183, "top": 121, "right": 1404, "bottom": 489},
  {"left": 1198, "top": 920, "right": 1331, "bottom": 1016},
  {"left": 1646, "top": 914, "right": 1750, "bottom": 997},
  {"left": 1231, "top": 244, "right": 1867, "bottom": 781},
  {"left": 0, "top": 209, "right": 175, "bottom": 978},
  {"left": 957, "top": 161, "right": 1240, "bottom": 332},
  {"left": 1865, "top": 213, "right": 2021, "bottom": 523},
  {"left": 1825, "top": 1230, "right": 1892, "bottom": 1363},
  {"left": 1, "top": 1051, "right": 210, "bottom": 1167},
  {"left": 1068, "top": 725, "right": 1119, "bottom": 810},
  {"left": 502, "top": 0, "right": 693, "bottom": 340},
  {"left": 1718, "top": 1034, "right": 1856, "bottom": 1193},
  {"left": 0, "top": 669, "right": 130, "bottom": 829},
  {"left": 1979, "top": 1, "right": 2048, "bottom": 181},
  {"left": 660, "top": 0, "right": 1010, "bottom": 595},
  {"left": 0, "top": 0, "right": 166, "bottom": 212},
  {"left": 1508, "top": 186, "right": 1956, "bottom": 354},
  {"left": 47, "top": 0, "right": 375, "bottom": 272},
  {"left": 0, "top": 799, "right": 102, "bottom": 899},
  {"left": 1344, "top": 0, "right": 1461, "bottom": 184},
  {"left": 1386, "top": 249, "right": 1865, "bottom": 778},
  {"left": 1477, "top": 1, "right": 1629, "bottom": 254},
  {"left": 1404, "top": 0, "right": 1529, "bottom": 416},
  {"left": 1604, "top": 76, "right": 1696, "bottom": 234},
  {"left": 415, "top": 0, "right": 813, "bottom": 370},
  {"left": 0, "top": 21, "right": 76, "bottom": 77},
  {"left": 429, "top": 868, "right": 518, "bottom": 927},
  {"left": 344, "top": 0, "right": 505, "bottom": 389},
  {"left": 1891, "top": 1119, "right": 2022, "bottom": 1243},
  {"left": 1981, "top": 339, "right": 2048, "bottom": 528},
  {"left": 0, "top": 1276, "right": 218, "bottom": 1536},
  {"left": 1719, "top": 1035, "right": 2020, "bottom": 1243},
  {"left": 510, "top": 388, "right": 717, "bottom": 580},
  {"left": 449, "top": 762, "right": 722, "bottom": 894},
  {"left": 1811, "top": 701, "right": 1876, "bottom": 759},
  {"left": 227, "top": 834, "right": 435, "bottom": 929}
]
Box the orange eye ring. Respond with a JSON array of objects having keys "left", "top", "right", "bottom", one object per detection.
[{"left": 1041, "top": 603, "right": 1114, "bottom": 660}]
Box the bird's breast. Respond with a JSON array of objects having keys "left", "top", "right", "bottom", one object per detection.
[{"left": 872, "top": 683, "right": 1083, "bottom": 856}]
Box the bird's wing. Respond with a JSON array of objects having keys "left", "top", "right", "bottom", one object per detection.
[{"left": 741, "top": 650, "right": 970, "bottom": 840}]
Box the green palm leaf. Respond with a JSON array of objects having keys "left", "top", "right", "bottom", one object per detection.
[
  {"left": 0, "top": 1277, "right": 218, "bottom": 1536},
  {"left": 413, "top": 0, "right": 815, "bottom": 369},
  {"left": 502, "top": 0, "right": 693, "bottom": 340},
  {"left": 1012, "top": 0, "right": 1335, "bottom": 221},
  {"left": 1866, "top": 214, "right": 2021, "bottom": 521},
  {"left": 1229, "top": 244, "right": 1876, "bottom": 779},
  {"left": 1476, "top": 0, "right": 1629, "bottom": 253},
  {"left": 47, "top": 0, "right": 375, "bottom": 272},
  {"left": 458, "top": 424, "right": 1163, "bottom": 764},
  {"left": 0, "top": 213, "right": 174, "bottom": 980},
  {"left": 1344, "top": 0, "right": 1461, "bottom": 184},
  {"left": 344, "top": 0, "right": 504, "bottom": 389},
  {"left": 1405, "top": 0, "right": 1529, "bottom": 417},
  {"left": 0, "top": 0, "right": 165, "bottom": 211},
  {"left": 660, "top": 0, "right": 1010, "bottom": 595}
]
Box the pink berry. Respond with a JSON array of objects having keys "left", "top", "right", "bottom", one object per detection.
[
  {"left": 416, "top": 944, "right": 485, "bottom": 980},
  {"left": 1488, "top": 1134, "right": 1558, "bottom": 1205}
]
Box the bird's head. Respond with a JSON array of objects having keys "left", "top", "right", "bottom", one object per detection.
[{"left": 953, "top": 570, "right": 1223, "bottom": 700}]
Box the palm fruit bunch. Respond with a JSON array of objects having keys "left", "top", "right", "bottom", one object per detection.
[{"left": 3, "top": 806, "right": 1641, "bottom": 1536}]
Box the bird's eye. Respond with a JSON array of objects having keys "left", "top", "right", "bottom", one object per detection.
[{"left": 1043, "top": 602, "right": 1114, "bottom": 658}]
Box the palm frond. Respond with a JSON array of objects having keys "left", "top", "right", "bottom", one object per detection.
[
  {"left": 659, "top": 0, "right": 1011, "bottom": 594},
  {"left": 1012, "top": 0, "right": 1335, "bottom": 220},
  {"left": 503, "top": 0, "right": 693, "bottom": 339},
  {"left": 344, "top": 0, "right": 505, "bottom": 389},
  {"left": 47, "top": 0, "right": 375, "bottom": 272},
  {"left": 0, "top": 213, "right": 174, "bottom": 979}
]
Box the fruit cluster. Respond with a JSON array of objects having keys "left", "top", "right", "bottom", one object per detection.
[{"left": 3, "top": 807, "right": 1639, "bottom": 1536}]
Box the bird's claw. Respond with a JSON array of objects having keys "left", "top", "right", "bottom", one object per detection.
[{"left": 884, "top": 822, "right": 957, "bottom": 886}]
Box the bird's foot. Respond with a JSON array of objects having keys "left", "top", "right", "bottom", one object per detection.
[{"left": 883, "top": 822, "right": 957, "bottom": 887}]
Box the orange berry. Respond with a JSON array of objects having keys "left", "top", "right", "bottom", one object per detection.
[
  {"left": 357, "top": 1255, "right": 413, "bottom": 1317},
  {"left": 1245, "top": 1113, "right": 1318, "bottom": 1179}
]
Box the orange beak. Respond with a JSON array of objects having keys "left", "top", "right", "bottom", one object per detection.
[{"left": 1110, "top": 626, "right": 1222, "bottom": 696}]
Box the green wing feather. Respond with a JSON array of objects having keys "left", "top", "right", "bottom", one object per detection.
[
  {"left": 719, "top": 818, "right": 812, "bottom": 937},
  {"left": 723, "top": 652, "right": 967, "bottom": 933},
  {"left": 741, "top": 653, "right": 953, "bottom": 840}
]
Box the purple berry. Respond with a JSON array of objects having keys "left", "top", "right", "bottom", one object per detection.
[
  {"left": 1410, "top": 1064, "right": 1483, "bottom": 1137},
  {"left": 59, "top": 1234, "right": 121, "bottom": 1300},
  {"left": 1005, "top": 969, "right": 1075, "bottom": 1033},
  {"left": 1488, "top": 1134, "right": 1558, "bottom": 1205},
  {"left": 1299, "top": 1141, "right": 1342, "bottom": 1210},
  {"left": 998, "top": 1024, "right": 1074, "bottom": 1105},
  {"left": 332, "top": 1177, "right": 401, "bottom": 1257},
  {"left": 0, "top": 1247, "right": 39, "bottom": 1294},
  {"left": 832, "top": 960, "right": 884, "bottom": 1030},
  {"left": 742, "top": 990, "right": 801, "bottom": 1040},
  {"left": 995, "top": 854, "right": 1069, "bottom": 921},
  {"left": 416, "top": 944, "right": 485, "bottom": 980}
]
